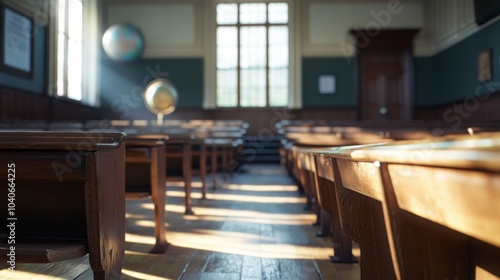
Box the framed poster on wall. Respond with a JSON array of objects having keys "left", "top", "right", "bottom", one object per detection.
[{"left": 0, "top": 3, "right": 33, "bottom": 78}]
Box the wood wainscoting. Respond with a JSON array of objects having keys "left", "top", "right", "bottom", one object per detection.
[
  {"left": 414, "top": 91, "right": 500, "bottom": 123},
  {"left": 0, "top": 86, "right": 105, "bottom": 122},
  {"left": 0, "top": 86, "right": 357, "bottom": 135}
]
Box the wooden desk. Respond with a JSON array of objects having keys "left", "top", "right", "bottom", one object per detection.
[
  {"left": 103, "top": 120, "right": 247, "bottom": 213},
  {"left": 0, "top": 131, "right": 126, "bottom": 280},
  {"left": 109, "top": 124, "right": 198, "bottom": 215},
  {"left": 285, "top": 126, "right": 479, "bottom": 268},
  {"left": 317, "top": 133, "right": 500, "bottom": 279},
  {"left": 125, "top": 134, "right": 169, "bottom": 253}
]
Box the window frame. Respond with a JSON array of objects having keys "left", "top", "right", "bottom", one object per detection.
[
  {"left": 205, "top": 0, "right": 301, "bottom": 109},
  {"left": 216, "top": 2, "right": 288, "bottom": 108},
  {"left": 48, "top": 0, "right": 100, "bottom": 107}
]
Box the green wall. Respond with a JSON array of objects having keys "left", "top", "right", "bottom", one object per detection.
[
  {"left": 100, "top": 58, "right": 204, "bottom": 115},
  {"left": 415, "top": 19, "right": 500, "bottom": 107},
  {"left": 302, "top": 57, "right": 356, "bottom": 108},
  {"left": 302, "top": 20, "right": 500, "bottom": 109}
]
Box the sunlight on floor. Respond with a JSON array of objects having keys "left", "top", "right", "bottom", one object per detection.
[
  {"left": 0, "top": 270, "right": 45, "bottom": 279},
  {"left": 224, "top": 184, "right": 298, "bottom": 192},
  {"left": 184, "top": 207, "right": 315, "bottom": 225},
  {"left": 165, "top": 190, "right": 306, "bottom": 204},
  {"left": 122, "top": 268, "right": 173, "bottom": 280},
  {"left": 125, "top": 230, "right": 330, "bottom": 260}
]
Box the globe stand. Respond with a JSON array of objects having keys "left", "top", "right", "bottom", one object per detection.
[
  {"left": 156, "top": 113, "right": 164, "bottom": 127},
  {"left": 143, "top": 79, "right": 178, "bottom": 126}
]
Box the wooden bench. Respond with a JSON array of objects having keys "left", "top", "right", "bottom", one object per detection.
[
  {"left": 0, "top": 131, "right": 126, "bottom": 279},
  {"left": 289, "top": 130, "right": 393, "bottom": 264},
  {"left": 280, "top": 122, "right": 500, "bottom": 268},
  {"left": 315, "top": 132, "right": 500, "bottom": 279}
]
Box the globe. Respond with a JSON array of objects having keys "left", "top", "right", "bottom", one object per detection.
[
  {"left": 144, "top": 79, "right": 178, "bottom": 125},
  {"left": 102, "top": 23, "right": 144, "bottom": 62}
]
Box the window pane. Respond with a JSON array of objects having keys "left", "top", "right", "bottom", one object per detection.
[
  {"left": 57, "top": 33, "right": 66, "bottom": 96},
  {"left": 217, "top": 27, "right": 237, "bottom": 69},
  {"left": 217, "top": 70, "right": 237, "bottom": 107},
  {"left": 269, "top": 69, "right": 288, "bottom": 107},
  {"left": 240, "top": 3, "right": 266, "bottom": 24},
  {"left": 268, "top": 3, "right": 288, "bottom": 23},
  {"left": 58, "top": 0, "right": 66, "bottom": 33},
  {"left": 68, "top": 0, "right": 82, "bottom": 42},
  {"left": 217, "top": 4, "right": 238, "bottom": 24},
  {"left": 68, "top": 39, "right": 82, "bottom": 100},
  {"left": 240, "top": 69, "right": 266, "bottom": 107},
  {"left": 240, "top": 26, "right": 266, "bottom": 69},
  {"left": 215, "top": 2, "right": 290, "bottom": 108},
  {"left": 217, "top": 4, "right": 237, "bottom": 24},
  {"left": 269, "top": 26, "right": 288, "bottom": 68}
]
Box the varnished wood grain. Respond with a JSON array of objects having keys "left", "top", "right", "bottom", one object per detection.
[
  {"left": 315, "top": 132, "right": 500, "bottom": 280},
  {"left": 0, "top": 164, "right": 361, "bottom": 279},
  {"left": 0, "top": 132, "right": 126, "bottom": 280}
]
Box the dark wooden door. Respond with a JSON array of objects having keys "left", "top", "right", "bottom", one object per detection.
[
  {"left": 360, "top": 51, "right": 409, "bottom": 120},
  {"left": 352, "top": 30, "right": 418, "bottom": 121},
  {"left": 360, "top": 65, "right": 405, "bottom": 121}
]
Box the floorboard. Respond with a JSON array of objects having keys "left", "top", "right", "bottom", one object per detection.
[{"left": 0, "top": 163, "right": 360, "bottom": 279}]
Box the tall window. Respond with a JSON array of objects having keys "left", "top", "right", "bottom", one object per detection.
[
  {"left": 216, "top": 2, "right": 289, "bottom": 107},
  {"left": 54, "top": 0, "right": 99, "bottom": 105},
  {"left": 57, "top": 0, "right": 82, "bottom": 101}
]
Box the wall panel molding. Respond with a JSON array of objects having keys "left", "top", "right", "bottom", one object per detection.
[
  {"left": 301, "top": 0, "right": 424, "bottom": 57},
  {"left": 104, "top": 0, "right": 204, "bottom": 58},
  {"left": 428, "top": 0, "right": 488, "bottom": 54}
]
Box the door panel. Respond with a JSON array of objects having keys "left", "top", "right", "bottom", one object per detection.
[
  {"left": 352, "top": 29, "right": 419, "bottom": 121},
  {"left": 361, "top": 68, "right": 404, "bottom": 121}
]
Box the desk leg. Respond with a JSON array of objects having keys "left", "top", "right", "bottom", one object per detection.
[
  {"left": 332, "top": 159, "right": 393, "bottom": 278},
  {"left": 308, "top": 170, "right": 321, "bottom": 226},
  {"left": 229, "top": 146, "right": 235, "bottom": 173},
  {"left": 317, "top": 209, "right": 331, "bottom": 237},
  {"left": 85, "top": 149, "right": 125, "bottom": 280},
  {"left": 211, "top": 145, "right": 218, "bottom": 190},
  {"left": 222, "top": 146, "right": 228, "bottom": 171},
  {"left": 149, "top": 146, "right": 169, "bottom": 253},
  {"left": 317, "top": 177, "right": 356, "bottom": 263},
  {"left": 183, "top": 143, "right": 194, "bottom": 215},
  {"left": 200, "top": 144, "right": 207, "bottom": 199}
]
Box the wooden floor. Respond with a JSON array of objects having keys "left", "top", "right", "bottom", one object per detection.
[{"left": 0, "top": 164, "right": 360, "bottom": 279}]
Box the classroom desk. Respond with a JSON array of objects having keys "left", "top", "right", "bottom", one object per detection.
[
  {"left": 125, "top": 134, "right": 169, "bottom": 253},
  {"left": 315, "top": 133, "right": 500, "bottom": 280},
  {"left": 0, "top": 131, "right": 126, "bottom": 280}
]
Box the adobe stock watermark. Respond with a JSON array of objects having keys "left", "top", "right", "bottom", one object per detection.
[
  {"left": 51, "top": 128, "right": 113, "bottom": 182},
  {"left": 51, "top": 64, "right": 169, "bottom": 182},
  {"left": 390, "top": 80, "right": 500, "bottom": 178},
  {"left": 111, "top": 64, "right": 170, "bottom": 119},
  {"left": 442, "top": 81, "right": 500, "bottom": 130},
  {"left": 5, "top": 0, "right": 54, "bottom": 55},
  {"left": 340, "top": 0, "right": 406, "bottom": 63}
]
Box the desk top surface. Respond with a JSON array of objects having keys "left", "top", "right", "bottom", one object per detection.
[
  {"left": 0, "top": 131, "right": 126, "bottom": 150},
  {"left": 313, "top": 132, "right": 500, "bottom": 172}
]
